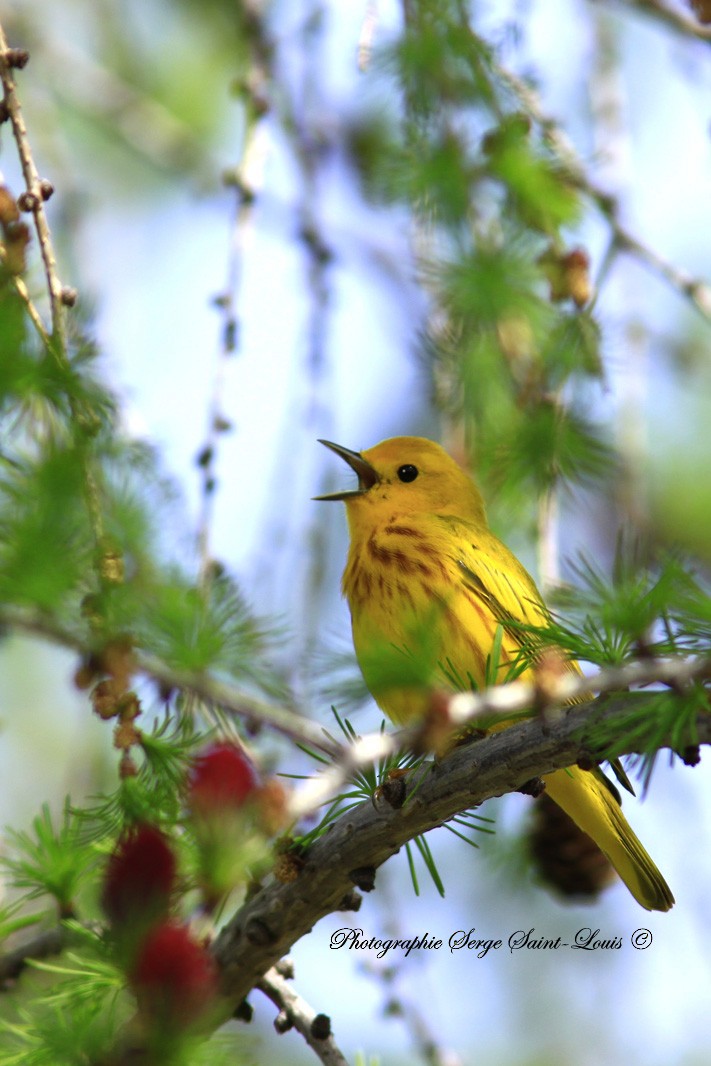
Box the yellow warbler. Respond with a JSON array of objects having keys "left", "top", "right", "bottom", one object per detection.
[{"left": 317, "top": 435, "right": 673, "bottom": 912}]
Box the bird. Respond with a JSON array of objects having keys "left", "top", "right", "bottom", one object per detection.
[{"left": 316, "top": 434, "right": 674, "bottom": 912}]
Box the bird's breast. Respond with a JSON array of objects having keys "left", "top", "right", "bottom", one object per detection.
[
  {"left": 341, "top": 520, "right": 508, "bottom": 716},
  {"left": 342, "top": 522, "right": 451, "bottom": 620}
]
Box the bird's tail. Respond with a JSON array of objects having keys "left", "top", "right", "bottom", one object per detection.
[{"left": 543, "top": 766, "right": 674, "bottom": 912}]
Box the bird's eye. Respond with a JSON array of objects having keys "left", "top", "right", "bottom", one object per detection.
[{"left": 397, "top": 464, "right": 419, "bottom": 483}]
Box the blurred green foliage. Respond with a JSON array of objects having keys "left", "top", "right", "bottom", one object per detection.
[{"left": 348, "top": 0, "right": 608, "bottom": 514}]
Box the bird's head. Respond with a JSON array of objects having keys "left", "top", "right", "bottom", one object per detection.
[{"left": 315, "top": 436, "right": 487, "bottom": 530}]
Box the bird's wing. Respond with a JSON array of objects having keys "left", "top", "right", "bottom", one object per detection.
[
  {"left": 453, "top": 531, "right": 552, "bottom": 647},
  {"left": 454, "top": 528, "right": 636, "bottom": 798}
]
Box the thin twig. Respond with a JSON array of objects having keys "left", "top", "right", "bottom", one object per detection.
[
  {"left": 361, "top": 958, "right": 462, "bottom": 1066},
  {"left": 358, "top": 0, "right": 379, "bottom": 72},
  {"left": 280, "top": 9, "right": 337, "bottom": 685},
  {"left": 361, "top": 882, "right": 462, "bottom": 1066},
  {"left": 197, "top": 21, "right": 272, "bottom": 590},
  {"left": 11, "top": 273, "right": 49, "bottom": 344},
  {"left": 0, "top": 605, "right": 341, "bottom": 758},
  {"left": 446, "top": 651, "right": 711, "bottom": 719},
  {"left": 256, "top": 963, "right": 349, "bottom": 1066},
  {"left": 292, "top": 14, "right": 334, "bottom": 399},
  {"left": 140, "top": 651, "right": 340, "bottom": 757},
  {"left": 0, "top": 23, "right": 65, "bottom": 346},
  {"left": 494, "top": 58, "right": 711, "bottom": 323},
  {"left": 289, "top": 651, "right": 711, "bottom": 820},
  {"left": 610, "top": 223, "right": 711, "bottom": 317},
  {"left": 0, "top": 22, "right": 107, "bottom": 555},
  {"left": 536, "top": 488, "right": 560, "bottom": 594},
  {"left": 604, "top": 0, "right": 711, "bottom": 42},
  {"left": 588, "top": 9, "right": 652, "bottom": 525}
]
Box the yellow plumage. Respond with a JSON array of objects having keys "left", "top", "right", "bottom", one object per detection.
[{"left": 317, "top": 435, "right": 673, "bottom": 912}]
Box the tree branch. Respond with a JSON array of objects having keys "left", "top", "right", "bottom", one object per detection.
[
  {"left": 2, "top": 604, "right": 710, "bottom": 817},
  {"left": 0, "top": 926, "right": 65, "bottom": 988},
  {"left": 494, "top": 55, "right": 711, "bottom": 322},
  {"left": 213, "top": 690, "right": 711, "bottom": 1010},
  {"left": 289, "top": 652, "right": 711, "bottom": 820},
  {"left": 0, "top": 605, "right": 341, "bottom": 757},
  {"left": 0, "top": 22, "right": 109, "bottom": 564},
  {"left": 256, "top": 962, "right": 349, "bottom": 1066},
  {"left": 0, "top": 24, "right": 67, "bottom": 346}
]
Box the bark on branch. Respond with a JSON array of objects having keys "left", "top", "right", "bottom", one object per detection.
[
  {"left": 256, "top": 964, "right": 349, "bottom": 1066},
  {"left": 213, "top": 690, "right": 711, "bottom": 1008}
]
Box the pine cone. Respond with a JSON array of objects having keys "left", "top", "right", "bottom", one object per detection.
[{"left": 529, "top": 793, "right": 616, "bottom": 901}]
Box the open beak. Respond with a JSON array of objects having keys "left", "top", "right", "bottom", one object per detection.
[{"left": 313, "top": 439, "right": 379, "bottom": 500}]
